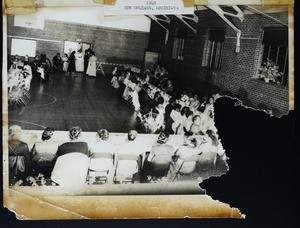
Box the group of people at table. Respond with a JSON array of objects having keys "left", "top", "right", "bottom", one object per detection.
[
  {"left": 8, "top": 124, "right": 227, "bottom": 187},
  {"left": 7, "top": 54, "right": 38, "bottom": 109},
  {"left": 110, "top": 65, "right": 218, "bottom": 135}
]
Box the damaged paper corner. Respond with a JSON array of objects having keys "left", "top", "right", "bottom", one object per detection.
[
  {"left": 4, "top": 186, "right": 244, "bottom": 219},
  {"left": 3, "top": 0, "right": 38, "bottom": 15}
]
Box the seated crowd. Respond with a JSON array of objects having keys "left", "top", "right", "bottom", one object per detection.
[
  {"left": 8, "top": 125, "right": 228, "bottom": 187},
  {"left": 110, "top": 65, "right": 218, "bottom": 136}
]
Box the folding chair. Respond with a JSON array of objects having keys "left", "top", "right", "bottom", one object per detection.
[
  {"left": 115, "top": 153, "right": 141, "bottom": 184},
  {"left": 195, "top": 152, "right": 217, "bottom": 180},
  {"left": 149, "top": 155, "right": 172, "bottom": 178},
  {"left": 173, "top": 154, "right": 201, "bottom": 181},
  {"left": 87, "top": 152, "right": 114, "bottom": 185}
]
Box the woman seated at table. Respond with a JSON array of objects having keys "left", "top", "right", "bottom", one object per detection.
[
  {"left": 182, "top": 109, "right": 194, "bottom": 133},
  {"left": 190, "top": 115, "right": 205, "bottom": 135},
  {"left": 189, "top": 93, "right": 201, "bottom": 111},
  {"left": 198, "top": 130, "right": 225, "bottom": 157},
  {"left": 114, "top": 130, "right": 143, "bottom": 183},
  {"left": 122, "top": 72, "right": 131, "bottom": 100},
  {"left": 151, "top": 96, "right": 165, "bottom": 132},
  {"left": 172, "top": 106, "right": 189, "bottom": 135},
  {"left": 138, "top": 84, "right": 154, "bottom": 115},
  {"left": 8, "top": 125, "right": 31, "bottom": 186},
  {"left": 51, "top": 126, "right": 90, "bottom": 186},
  {"left": 31, "top": 127, "right": 60, "bottom": 178},
  {"left": 142, "top": 131, "right": 175, "bottom": 182},
  {"left": 169, "top": 131, "right": 201, "bottom": 181},
  {"left": 129, "top": 86, "right": 141, "bottom": 112}
]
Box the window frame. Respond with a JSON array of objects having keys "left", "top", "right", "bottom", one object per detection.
[
  {"left": 260, "top": 27, "right": 289, "bottom": 86},
  {"left": 202, "top": 28, "right": 226, "bottom": 69},
  {"left": 172, "top": 37, "right": 185, "bottom": 61},
  {"left": 11, "top": 38, "right": 37, "bottom": 57}
]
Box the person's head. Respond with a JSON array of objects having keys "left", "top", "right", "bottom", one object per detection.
[
  {"left": 42, "top": 127, "right": 54, "bottom": 141},
  {"left": 157, "top": 131, "right": 169, "bottom": 144},
  {"left": 97, "top": 129, "right": 109, "bottom": 141},
  {"left": 63, "top": 53, "right": 68, "bottom": 57},
  {"left": 157, "top": 96, "right": 164, "bottom": 106},
  {"left": 69, "top": 126, "right": 82, "bottom": 140},
  {"left": 56, "top": 53, "right": 61, "bottom": 57},
  {"left": 24, "top": 55, "right": 29, "bottom": 60},
  {"left": 34, "top": 55, "right": 39, "bottom": 61},
  {"left": 9, "top": 125, "right": 22, "bottom": 139},
  {"left": 183, "top": 131, "right": 198, "bottom": 148},
  {"left": 127, "top": 130, "right": 138, "bottom": 141},
  {"left": 202, "top": 95, "right": 209, "bottom": 103},
  {"left": 90, "top": 51, "right": 95, "bottom": 56},
  {"left": 194, "top": 94, "right": 198, "bottom": 100},
  {"left": 192, "top": 115, "right": 201, "bottom": 124},
  {"left": 71, "top": 51, "right": 76, "bottom": 56},
  {"left": 185, "top": 136, "right": 198, "bottom": 148},
  {"left": 185, "top": 110, "right": 194, "bottom": 119},
  {"left": 14, "top": 54, "right": 20, "bottom": 60},
  {"left": 146, "top": 86, "right": 151, "bottom": 94},
  {"left": 154, "top": 91, "right": 161, "bottom": 99},
  {"left": 174, "top": 103, "right": 182, "bottom": 112},
  {"left": 206, "top": 129, "right": 218, "bottom": 146},
  {"left": 180, "top": 106, "right": 189, "bottom": 116},
  {"left": 21, "top": 71, "right": 29, "bottom": 79},
  {"left": 168, "top": 97, "right": 176, "bottom": 105}
]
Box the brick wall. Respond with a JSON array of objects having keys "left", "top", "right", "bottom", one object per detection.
[
  {"left": 7, "top": 16, "right": 149, "bottom": 66},
  {"left": 147, "top": 10, "right": 289, "bottom": 116}
]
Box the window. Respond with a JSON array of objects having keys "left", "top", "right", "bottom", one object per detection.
[
  {"left": 11, "top": 38, "right": 36, "bottom": 57},
  {"left": 63, "top": 41, "right": 92, "bottom": 56},
  {"left": 208, "top": 28, "right": 226, "bottom": 69},
  {"left": 261, "top": 27, "right": 288, "bottom": 85},
  {"left": 172, "top": 28, "right": 187, "bottom": 61}
]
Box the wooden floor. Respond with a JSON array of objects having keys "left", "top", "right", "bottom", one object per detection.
[{"left": 8, "top": 72, "right": 139, "bottom": 132}]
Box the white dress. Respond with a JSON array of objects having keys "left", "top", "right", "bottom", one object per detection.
[
  {"left": 111, "top": 76, "right": 120, "bottom": 89},
  {"left": 130, "top": 89, "right": 140, "bottom": 111},
  {"left": 75, "top": 52, "right": 84, "bottom": 72},
  {"left": 62, "top": 57, "right": 69, "bottom": 72},
  {"left": 86, "top": 55, "right": 97, "bottom": 77}
]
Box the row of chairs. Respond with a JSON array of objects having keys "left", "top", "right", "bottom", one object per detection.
[
  {"left": 85, "top": 151, "right": 221, "bottom": 185},
  {"left": 86, "top": 152, "right": 142, "bottom": 185}
]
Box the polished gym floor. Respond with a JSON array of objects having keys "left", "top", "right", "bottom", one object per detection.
[{"left": 8, "top": 72, "right": 138, "bottom": 132}]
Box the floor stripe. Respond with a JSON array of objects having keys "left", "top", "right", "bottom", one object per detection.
[
  {"left": 24, "top": 92, "right": 57, "bottom": 109},
  {"left": 9, "top": 119, "right": 47, "bottom": 129}
]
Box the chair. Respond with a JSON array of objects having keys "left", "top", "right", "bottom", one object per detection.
[
  {"left": 149, "top": 155, "right": 172, "bottom": 178},
  {"left": 173, "top": 154, "right": 201, "bottom": 181},
  {"left": 114, "top": 154, "right": 141, "bottom": 184},
  {"left": 195, "top": 152, "right": 217, "bottom": 180},
  {"left": 87, "top": 152, "right": 114, "bottom": 185}
]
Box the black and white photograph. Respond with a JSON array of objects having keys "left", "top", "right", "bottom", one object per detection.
[{"left": 2, "top": 0, "right": 296, "bottom": 221}]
